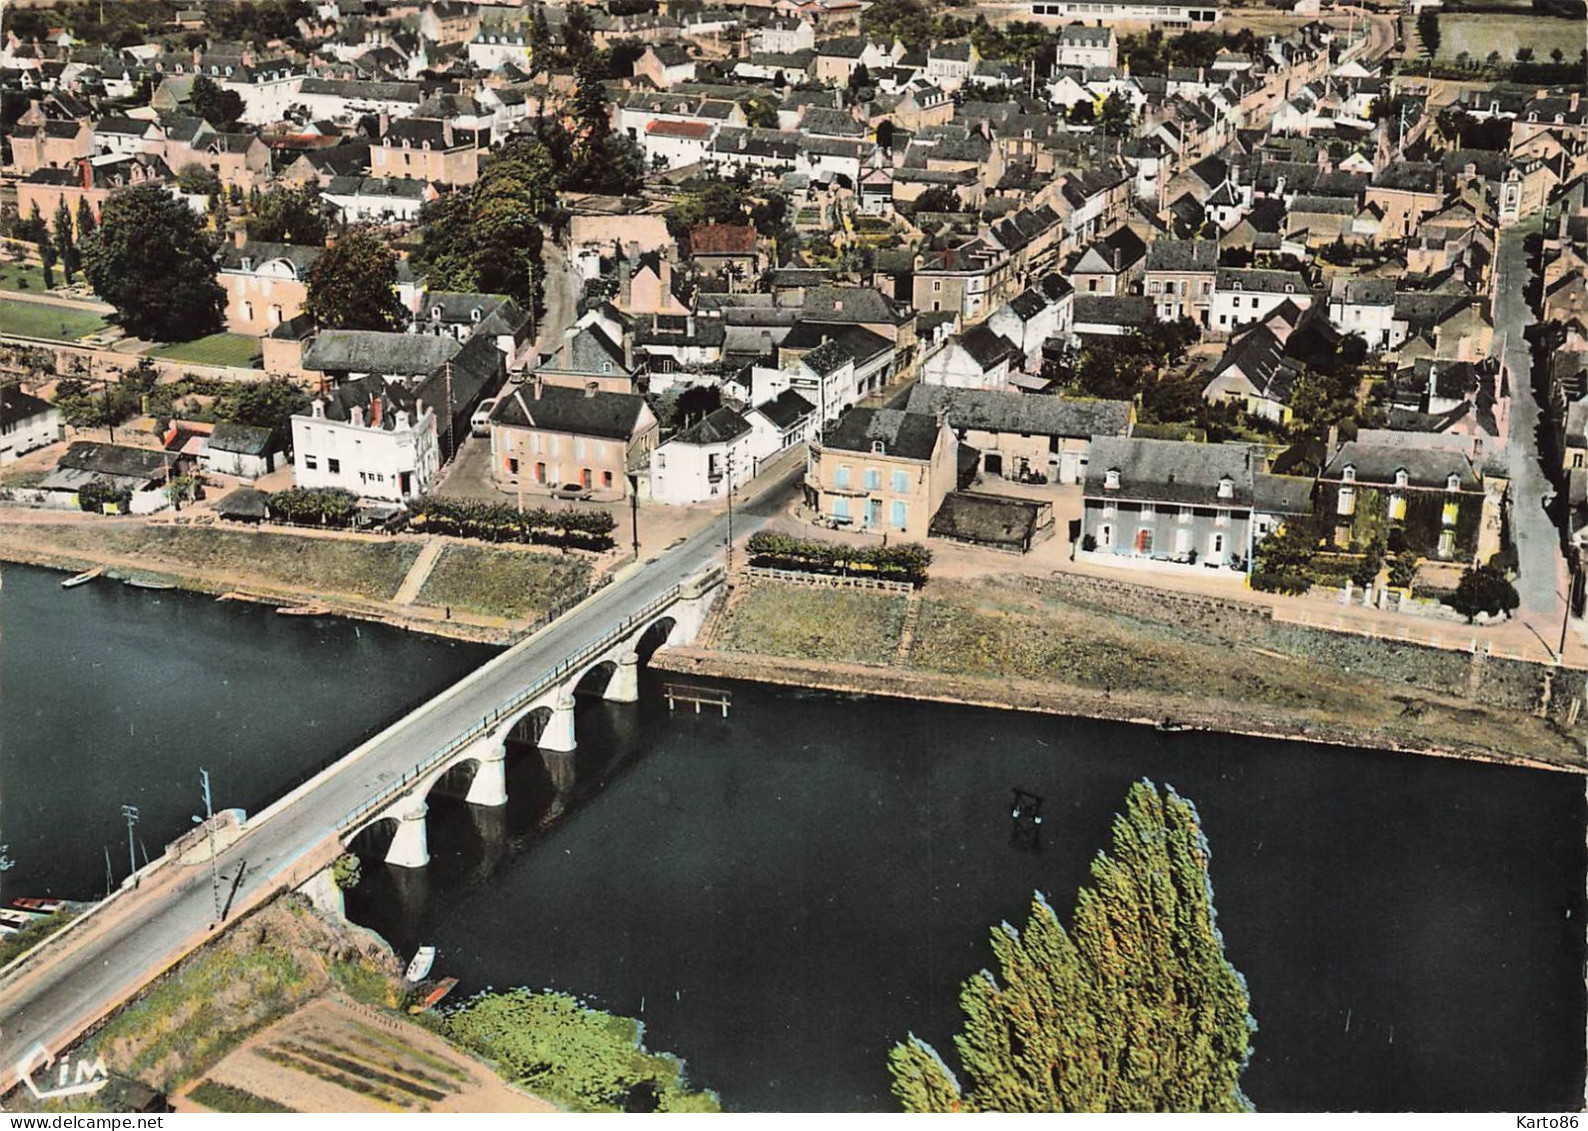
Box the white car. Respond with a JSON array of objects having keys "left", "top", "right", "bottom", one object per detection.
[{"left": 471, "top": 397, "right": 500, "bottom": 437}]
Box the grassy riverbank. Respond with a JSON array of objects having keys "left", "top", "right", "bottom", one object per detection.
[
  {"left": 0, "top": 518, "right": 596, "bottom": 640},
  {"left": 664, "top": 576, "right": 1585, "bottom": 771}
]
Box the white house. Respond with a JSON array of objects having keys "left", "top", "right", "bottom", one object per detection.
[
  {"left": 1210, "top": 268, "right": 1312, "bottom": 333},
  {"left": 0, "top": 387, "right": 63, "bottom": 464},
  {"left": 291, "top": 378, "right": 439, "bottom": 502},
  {"left": 1055, "top": 24, "right": 1117, "bottom": 69},
  {"left": 200, "top": 423, "right": 279, "bottom": 480},
  {"left": 642, "top": 119, "right": 717, "bottom": 171},
  {"left": 1327, "top": 275, "right": 1400, "bottom": 350},
  {"left": 745, "top": 388, "right": 817, "bottom": 459},
  {"left": 649, "top": 406, "right": 759, "bottom": 505},
  {"left": 920, "top": 325, "right": 1021, "bottom": 391}
]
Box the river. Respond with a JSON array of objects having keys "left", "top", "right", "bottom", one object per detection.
[{"left": 2, "top": 562, "right": 1583, "bottom": 1111}]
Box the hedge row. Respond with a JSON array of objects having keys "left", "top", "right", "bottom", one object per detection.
[
  {"left": 408, "top": 496, "right": 617, "bottom": 551},
  {"left": 745, "top": 530, "right": 932, "bottom": 584},
  {"left": 267, "top": 487, "right": 360, "bottom": 527}
]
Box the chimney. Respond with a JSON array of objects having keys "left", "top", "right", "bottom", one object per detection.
[
  {"left": 79, "top": 157, "right": 91, "bottom": 191},
  {"left": 233, "top": 227, "right": 248, "bottom": 249},
  {"left": 659, "top": 257, "right": 673, "bottom": 293},
  {"left": 370, "top": 394, "right": 382, "bottom": 429},
  {"left": 1571, "top": 92, "right": 1580, "bottom": 113},
  {"left": 533, "top": 373, "right": 543, "bottom": 399},
  {"left": 377, "top": 109, "right": 390, "bottom": 138},
  {"left": 1326, "top": 423, "right": 1339, "bottom": 452},
  {"left": 618, "top": 258, "right": 633, "bottom": 309},
  {"left": 351, "top": 404, "right": 365, "bottom": 427},
  {"left": 584, "top": 381, "right": 598, "bottom": 398}
]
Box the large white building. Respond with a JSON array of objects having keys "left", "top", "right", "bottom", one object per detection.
[
  {"left": 1016, "top": 0, "right": 1220, "bottom": 28},
  {"left": 291, "top": 378, "right": 439, "bottom": 502},
  {"left": 0, "top": 387, "right": 63, "bottom": 464}
]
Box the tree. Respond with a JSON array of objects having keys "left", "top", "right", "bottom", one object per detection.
[
  {"left": 52, "top": 198, "right": 78, "bottom": 283},
  {"left": 1100, "top": 91, "right": 1134, "bottom": 137},
  {"left": 189, "top": 73, "right": 244, "bottom": 128},
  {"left": 1515, "top": 46, "right": 1534, "bottom": 63},
  {"left": 176, "top": 161, "right": 222, "bottom": 196},
  {"left": 1416, "top": 9, "right": 1440, "bottom": 57},
  {"left": 876, "top": 118, "right": 896, "bottom": 150},
  {"left": 303, "top": 227, "right": 406, "bottom": 331},
  {"left": 82, "top": 184, "right": 224, "bottom": 341},
  {"left": 1451, "top": 564, "right": 1519, "bottom": 621},
  {"left": 1550, "top": 48, "right": 1565, "bottom": 64},
  {"left": 742, "top": 91, "right": 781, "bottom": 130},
  {"left": 889, "top": 780, "right": 1255, "bottom": 1112},
  {"left": 332, "top": 852, "right": 362, "bottom": 890},
  {"left": 911, "top": 184, "right": 960, "bottom": 213},
  {"left": 75, "top": 201, "right": 97, "bottom": 245},
  {"left": 38, "top": 204, "right": 58, "bottom": 290},
  {"left": 564, "top": 2, "right": 594, "bottom": 62},
  {"left": 249, "top": 184, "right": 327, "bottom": 245},
  {"left": 564, "top": 55, "right": 644, "bottom": 196}
]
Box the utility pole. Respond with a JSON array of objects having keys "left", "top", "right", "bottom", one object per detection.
[
  {"left": 195, "top": 768, "right": 222, "bottom": 922},
  {"left": 628, "top": 471, "right": 640, "bottom": 560},
  {"left": 443, "top": 361, "right": 455, "bottom": 463},
  {"left": 120, "top": 805, "right": 139, "bottom": 878},
  {"left": 725, "top": 446, "right": 735, "bottom": 571}
]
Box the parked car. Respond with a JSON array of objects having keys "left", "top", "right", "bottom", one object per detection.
[
  {"left": 471, "top": 398, "right": 500, "bottom": 436},
  {"left": 555, "top": 482, "right": 592, "bottom": 501}
]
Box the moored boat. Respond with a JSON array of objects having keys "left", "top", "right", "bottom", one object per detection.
[
  {"left": 61, "top": 567, "right": 103, "bottom": 589},
  {"left": 126, "top": 576, "right": 177, "bottom": 590},
  {"left": 405, "top": 945, "right": 436, "bottom": 982},
  {"left": 10, "top": 897, "right": 65, "bottom": 913},
  {"left": 409, "top": 976, "right": 459, "bottom": 1013}
]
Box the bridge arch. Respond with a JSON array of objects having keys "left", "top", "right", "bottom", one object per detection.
[
  {"left": 347, "top": 815, "right": 399, "bottom": 862},
  {"left": 634, "top": 616, "right": 678, "bottom": 663},
  {"left": 426, "top": 757, "right": 481, "bottom": 802}
]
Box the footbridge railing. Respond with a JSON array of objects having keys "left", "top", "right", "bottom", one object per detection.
[{"left": 336, "top": 583, "right": 683, "bottom": 833}]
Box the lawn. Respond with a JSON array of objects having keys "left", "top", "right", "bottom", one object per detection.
[
  {"left": 1434, "top": 13, "right": 1583, "bottom": 61},
  {"left": 0, "top": 260, "right": 49, "bottom": 293},
  {"left": 715, "top": 583, "right": 908, "bottom": 665},
  {"left": 151, "top": 332, "right": 261, "bottom": 369},
  {"left": 0, "top": 523, "right": 423, "bottom": 602},
  {"left": 0, "top": 298, "right": 108, "bottom": 342},
  {"left": 415, "top": 543, "right": 591, "bottom": 621}
]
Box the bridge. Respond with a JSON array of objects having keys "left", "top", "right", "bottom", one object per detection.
[{"left": 0, "top": 477, "right": 787, "bottom": 1095}]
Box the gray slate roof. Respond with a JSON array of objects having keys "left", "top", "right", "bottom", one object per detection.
[
  {"left": 303, "top": 331, "right": 461, "bottom": 375},
  {"left": 1084, "top": 437, "right": 1258, "bottom": 507},
  {"left": 905, "top": 386, "right": 1133, "bottom": 440},
  {"left": 491, "top": 383, "right": 649, "bottom": 441},
  {"left": 823, "top": 408, "right": 942, "bottom": 461}
]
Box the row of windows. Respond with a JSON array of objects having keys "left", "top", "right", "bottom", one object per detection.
[
  {"left": 1147, "top": 279, "right": 1212, "bottom": 297},
  {"left": 504, "top": 459, "right": 616, "bottom": 489},
  {"left": 833, "top": 466, "right": 912, "bottom": 493},
  {"left": 1100, "top": 501, "right": 1234, "bottom": 525},
  {"left": 1095, "top": 524, "right": 1229, "bottom": 557},
  {"left": 302, "top": 455, "right": 339, "bottom": 474},
  {"left": 1337, "top": 487, "right": 1460, "bottom": 526}
]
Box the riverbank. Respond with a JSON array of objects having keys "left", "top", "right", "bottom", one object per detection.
[
  {"left": 653, "top": 573, "right": 1586, "bottom": 772},
  {"left": 0, "top": 515, "right": 599, "bottom": 646}
]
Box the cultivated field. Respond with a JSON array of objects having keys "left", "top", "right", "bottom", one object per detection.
[
  {"left": 715, "top": 583, "right": 910, "bottom": 665},
  {"left": 150, "top": 332, "right": 261, "bottom": 369},
  {"left": 0, "top": 298, "right": 108, "bottom": 341},
  {"left": 1435, "top": 13, "right": 1583, "bottom": 60}
]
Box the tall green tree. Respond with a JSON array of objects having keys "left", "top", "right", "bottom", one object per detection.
[
  {"left": 303, "top": 227, "right": 406, "bottom": 330},
  {"left": 190, "top": 73, "right": 245, "bottom": 128},
  {"left": 52, "top": 198, "right": 78, "bottom": 282},
  {"left": 75, "top": 200, "right": 97, "bottom": 245},
  {"left": 82, "top": 184, "right": 224, "bottom": 340},
  {"left": 249, "top": 184, "right": 327, "bottom": 245},
  {"left": 889, "top": 780, "right": 1256, "bottom": 1113}
]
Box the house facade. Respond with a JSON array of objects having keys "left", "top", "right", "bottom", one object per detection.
[
  {"left": 804, "top": 407, "right": 956, "bottom": 534},
  {"left": 488, "top": 379, "right": 658, "bottom": 500},
  {"left": 291, "top": 380, "right": 440, "bottom": 502}
]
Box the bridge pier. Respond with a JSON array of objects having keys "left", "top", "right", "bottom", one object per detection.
[
  {"left": 386, "top": 800, "right": 430, "bottom": 869},
  {"left": 538, "top": 692, "right": 578, "bottom": 753},
  {"left": 604, "top": 652, "right": 641, "bottom": 703},
  {"left": 464, "top": 741, "right": 508, "bottom": 806}
]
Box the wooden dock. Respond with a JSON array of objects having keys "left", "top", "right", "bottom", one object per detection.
[{"left": 664, "top": 683, "right": 732, "bottom": 716}]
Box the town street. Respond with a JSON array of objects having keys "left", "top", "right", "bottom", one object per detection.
[
  {"left": 0, "top": 463, "right": 801, "bottom": 1094},
  {"left": 1491, "top": 226, "right": 1569, "bottom": 653}
]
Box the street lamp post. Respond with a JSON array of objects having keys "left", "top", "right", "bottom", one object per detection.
[
  {"left": 627, "top": 471, "right": 641, "bottom": 560},
  {"left": 120, "top": 805, "right": 139, "bottom": 878},
  {"left": 725, "top": 447, "right": 736, "bottom": 571}
]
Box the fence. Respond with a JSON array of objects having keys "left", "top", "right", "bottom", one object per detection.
[
  {"left": 336, "top": 583, "right": 683, "bottom": 834},
  {"left": 746, "top": 565, "right": 916, "bottom": 593}
]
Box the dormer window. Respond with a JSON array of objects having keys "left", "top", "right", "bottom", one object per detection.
[
  {"left": 1104, "top": 468, "right": 1120, "bottom": 490},
  {"left": 1446, "top": 473, "right": 1461, "bottom": 492},
  {"left": 471, "top": 307, "right": 482, "bottom": 322},
  {"left": 871, "top": 439, "right": 886, "bottom": 454},
  {"left": 431, "top": 305, "right": 442, "bottom": 319},
  {"left": 1284, "top": 283, "right": 1294, "bottom": 293},
  {"left": 1394, "top": 468, "right": 1409, "bottom": 488},
  {"left": 1341, "top": 464, "right": 1356, "bottom": 483},
  {"left": 1217, "top": 476, "right": 1234, "bottom": 499}
]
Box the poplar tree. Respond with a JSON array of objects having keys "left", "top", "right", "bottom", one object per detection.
[
  {"left": 53, "top": 198, "right": 78, "bottom": 282},
  {"left": 889, "top": 780, "right": 1256, "bottom": 1113}
]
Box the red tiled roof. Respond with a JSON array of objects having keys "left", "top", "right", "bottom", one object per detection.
[
  {"left": 688, "top": 222, "right": 755, "bottom": 255},
  {"left": 646, "top": 119, "right": 712, "bottom": 140}
]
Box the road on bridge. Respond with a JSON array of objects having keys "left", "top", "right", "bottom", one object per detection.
[{"left": 0, "top": 463, "right": 802, "bottom": 1094}]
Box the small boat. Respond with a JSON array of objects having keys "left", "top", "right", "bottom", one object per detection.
[
  {"left": 126, "top": 577, "right": 176, "bottom": 590},
  {"left": 405, "top": 945, "right": 436, "bottom": 983},
  {"left": 1155, "top": 719, "right": 1193, "bottom": 734},
  {"left": 409, "top": 976, "right": 459, "bottom": 1014},
  {"left": 0, "top": 908, "right": 44, "bottom": 930},
  {"left": 61, "top": 567, "right": 103, "bottom": 589},
  {"left": 276, "top": 603, "right": 330, "bottom": 617},
  {"left": 10, "top": 898, "right": 65, "bottom": 913}
]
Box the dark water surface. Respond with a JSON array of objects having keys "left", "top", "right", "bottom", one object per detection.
[
  {"left": 346, "top": 671, "right": 1587, "bottom": 1113},
  {"left": 0, "top": 562, "right": 495, "bottom": 899},
  {"left": 2, "top": 559, "right": 1582, "bottom": 1111}
]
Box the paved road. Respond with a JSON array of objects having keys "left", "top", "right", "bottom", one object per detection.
[
  {"left": 1492, "top": 225, "right": 1568, "bottom": 650},
  {"left": 0, "top": 466, "right": 801, "bottom": 1094}
]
